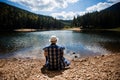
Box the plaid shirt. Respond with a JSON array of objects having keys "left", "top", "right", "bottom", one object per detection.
[{"left": 43, "top": 44, "right": 65, "bottom": 70}]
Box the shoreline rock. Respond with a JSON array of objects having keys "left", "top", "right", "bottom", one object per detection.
[{"left": 0, "top": 53, "right": 120, "bottom": 80}]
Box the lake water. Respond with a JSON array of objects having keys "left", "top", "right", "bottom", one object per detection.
[{"left": 0, "top": 30, "right": 120, "bottom": 59}]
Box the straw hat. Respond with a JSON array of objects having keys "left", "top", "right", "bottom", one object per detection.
[{"left": 49, "top": 35, "right": 58, "bottom": 43}]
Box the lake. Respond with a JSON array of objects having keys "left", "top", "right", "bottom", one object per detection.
[{"left": 0, "top": 30, "right": 120, "bottom": 59}]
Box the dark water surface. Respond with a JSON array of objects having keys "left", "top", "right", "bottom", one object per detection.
[{"left": 0, "top": 30, "right": 120, "bottom": 59}]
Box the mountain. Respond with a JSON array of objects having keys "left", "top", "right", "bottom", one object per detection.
[
  {"left": 0, "top": 2, "right": 64, "bottom": 31},
  {"left": 73, "top": 2, "right": 120, "bottom": 29},
  {"left": 103, "top": 2, "right": 120, "bottom": 11},
  {"left": 60, "top": 20, "right": 72, "bottom": 26}
]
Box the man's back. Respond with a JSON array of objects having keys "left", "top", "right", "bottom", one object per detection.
[
  {"left": 43, "top": 35, "right": 70, "bottom": 70},
  {"left": 43, "top": 44, "right": 65, "bottom": 70}
]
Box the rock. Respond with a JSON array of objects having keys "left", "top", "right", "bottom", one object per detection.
[
  {"left": 73, "top": 52, "right": 75, "bottom": 54},
  {"left": 74, "top": 56, "right": 77, "bottom": 58}
]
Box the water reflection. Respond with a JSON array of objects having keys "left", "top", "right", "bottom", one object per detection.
[
  {"left": 99, "top": 41, "right": 120, "bottom": 53},
  {"left": 0, "top": 30, "right": 120, "bottom": 59}
]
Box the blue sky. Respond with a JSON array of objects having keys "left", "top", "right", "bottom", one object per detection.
[{"left": 0, "top": 0, "right": 120, "bottom": 20}]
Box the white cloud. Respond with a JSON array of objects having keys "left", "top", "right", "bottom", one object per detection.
[
  {"left": 66, "top": 0, "right": 79, "bottom": 3},
  {"left": 108, "top": 0, "right": 120, "bottom": 3},
  {"left": 9, "top": 0, "right": 120, "bottom": 20},
  {"left": 51, "top": 1, "right": 114, "bottom": 20},
  {"left": 51, "top": 11, "right": 86, "bottom": 20},
  {"left": 86, "top": 2, "right": 112, "bottom": 12},
  {"left": 86, "top": 0, "right": 120, "bottom": 12},
  {"left": 9, "top": 0, "right": 79, "bottom": 11},
  {"left": 51, "top": 0, "right": 120, "bottom": 20}
]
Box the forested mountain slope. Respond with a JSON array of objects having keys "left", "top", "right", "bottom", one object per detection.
[{"left": 0, "top": 2, "right": 64, "bottom": 31}]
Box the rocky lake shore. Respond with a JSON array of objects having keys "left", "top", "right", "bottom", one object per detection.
[{"left": 0, "top": 53, "right": 120, "bottom": 80}]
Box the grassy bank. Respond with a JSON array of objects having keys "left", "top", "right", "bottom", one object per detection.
[
  {"left": 63, "top": 26, "right": 120, "bottom": 32},
  {"left": 107, "top": 27, "right": 120, "bottom": 31}
]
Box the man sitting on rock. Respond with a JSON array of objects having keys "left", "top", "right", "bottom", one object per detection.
[{"left": 43, "top": 35, "right": 70, "bottom": 70}]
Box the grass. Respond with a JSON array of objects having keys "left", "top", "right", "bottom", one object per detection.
[{"left": 107, "top": 27, "right": 120, "bottom": 31}]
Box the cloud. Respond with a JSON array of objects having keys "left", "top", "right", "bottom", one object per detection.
[
  {"left": 51, "top": 11, "right": 86, "bottom": 20},
  {"left": 9, "top": 0, "right": 79, "bottom": 11},
  {"left": 108, "top": 0, "right": 120, "bottom": 3},
  {"left": 66, "top": 0, "right": 79, "bottom": 3},
  {"left": 9, "top": 0, "right": 120, "bottom": 20},
  {"left": 51, "top": 1, "right": 114, "bottom": 20},
  {"left": 86, "top": 0, "right": 120, "bottom": 12},
  {"left": 86, "top": 2, "right": 112, "bottom": 12},
  {"left": 51, "top": 0, "right": 120, "bottom": 20}
]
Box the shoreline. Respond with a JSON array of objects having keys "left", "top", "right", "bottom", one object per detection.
[
  {"left": 63, "top": 27, "right": 81, "bottom": 31},
  {"left": 14, "top": 28, "right": 81, "bottom": 32},
  {"left": 0, "top": 53, "right": 120, "bottom": 80},
  {"left": 13, "top": 28, "right": 120, "bottom": 32},
  {"left": 14, "top": 29, "right": 37, "bottom": 32}
]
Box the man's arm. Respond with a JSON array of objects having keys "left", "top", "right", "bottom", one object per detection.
[
  {"left": 61, "top": 47, "right": 65, "bottom": 57},
  {"left": 44, "top": 51, "right": 48, "bottom": 57},
  {"left": 44, "top": 50, "right": 48, "bottom": 63}
]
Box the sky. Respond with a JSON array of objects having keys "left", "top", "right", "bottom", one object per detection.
[{"left": 0, "top": 0, "right": 120, "bottom": 20}]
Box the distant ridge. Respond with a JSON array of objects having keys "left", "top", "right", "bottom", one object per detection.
[
  {"left": 0, "top": 2, "right": 64, "bottom": 31},
  {"left": 103, "top": 2, "right": 120, "bottom": 11},
  {"left": 72, "top": 2, "right": 120, "bottom": 29}
]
